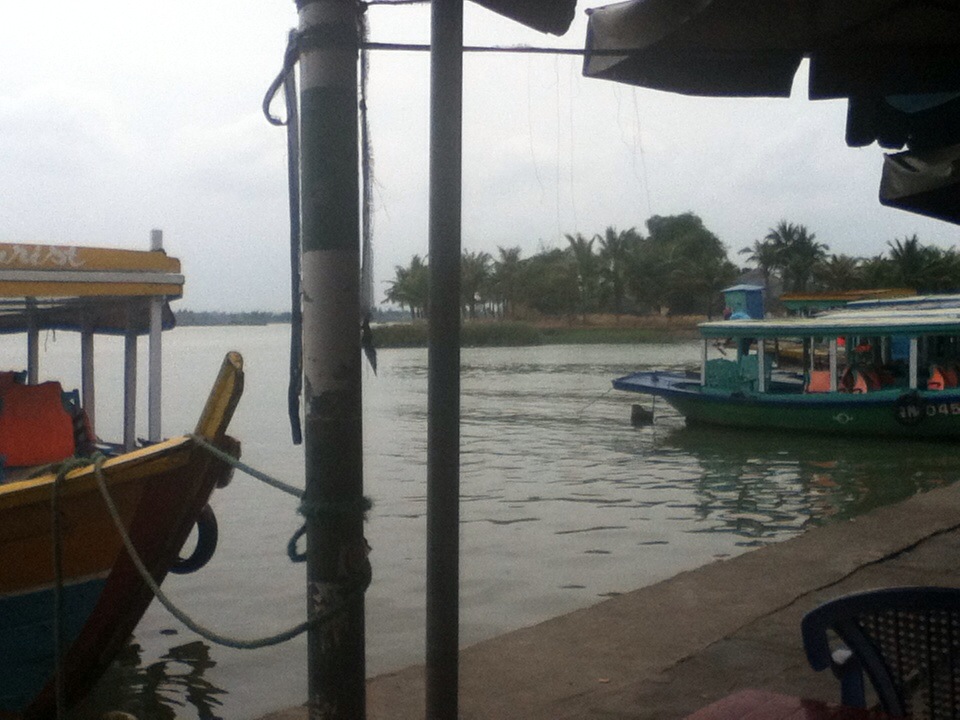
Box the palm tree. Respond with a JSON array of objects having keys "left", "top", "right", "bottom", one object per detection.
[
  {"left": 765, "top": 220, "right": 828, "bottom": 292},
  {"left": 739, "top": 239, "right": 779, "bottom": 293},
  {"left": 384, "top": 254, "right": 429, "bottom": 319},
  {"left": 813, "top": 254, "right": 863, "bottom": 291},
  {"left": 565, "top": 233, "right": 596, "bottom": 321},
  {"left": 597, "top": 226, "right": 638, "bottom": 319},
  {"left": 883, "top": 234, "right": 954, "bottom": 291},
  {"left": 492, "top": 246, "right": 523, "bottom": 319},
  {"left": 460, "top": 250, "right": 492, "bottom": 319}
]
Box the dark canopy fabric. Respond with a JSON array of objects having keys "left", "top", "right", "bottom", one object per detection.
[
  {"left": 471, "top": 0, "right": 577, "bottom": 35},
  {"left": 584, "top": 0, "right": 960, "bottom": 100},
  {"left": 583, "top": 0, "right": 960, "bottom": 148},
  {"left": 880, "top": 143, "right": 960, "bottom": 224},
  {"left": 582, "top": 0, "right": 960, "bottom": 223}
]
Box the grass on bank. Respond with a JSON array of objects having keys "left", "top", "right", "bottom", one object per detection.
[{"left": 373, "top": 316, "right": 702, "bottom": 348}]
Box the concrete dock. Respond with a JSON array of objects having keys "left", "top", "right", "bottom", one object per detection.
[{"left": 263, "top": 480, "right": 960, "bottom": 720}]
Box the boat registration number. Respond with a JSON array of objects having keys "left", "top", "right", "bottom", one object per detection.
[
  {"left": 929, "top": 402, "right": 960, "bottom": 417},
  {"left": 899, "top": 402, "right": 960, "bottom": 422}
]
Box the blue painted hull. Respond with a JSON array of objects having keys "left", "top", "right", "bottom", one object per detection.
[{"left": 0, "top": 578, "right": 106, "bottom": 715}]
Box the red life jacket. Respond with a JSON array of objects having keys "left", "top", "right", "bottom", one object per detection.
[{"left": 0, "top": 381, "right": 76, "bottom": 466}]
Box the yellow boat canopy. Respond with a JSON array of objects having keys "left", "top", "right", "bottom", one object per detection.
[{"left": 0, "top": 243, "right": 183, "bottom": 335}]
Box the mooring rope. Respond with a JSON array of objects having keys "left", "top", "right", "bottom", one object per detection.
[
  {"left": 188, "top": 434, "right": 373, "bottom": 565},
  {"left": 89, "top": 453, "right": 347, "bottom": 650},
  {"left": 189, "top": 434, "right": 304, "bottom": 500},
  {"left": 59, "top": 438, "right": 373, "bottom": 651},
  {"left": 50, "top": 457, "right": 95, "bottom": 720}
]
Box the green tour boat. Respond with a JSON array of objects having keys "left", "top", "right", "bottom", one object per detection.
[{"left": 614, "top": 296, "right": 960, "bottom": 439}]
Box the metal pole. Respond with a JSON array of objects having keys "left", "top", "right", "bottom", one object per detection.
[
  {"left": 295, "top": 1, "right": 365, "bottom": 718},
  {"left": 123, "top": 323, "right": 137, "bottom": 451},
  {"left": 148, "top": 229, "right": 163, "bottom": 442},
  {"left": 26, "top": 305, "right": 38, "bottom": 385},
  {"left": 81, "top": 316, "right": 96, "bottom": 434},
  {"left": 426, "top": 1, "right": 462, "bottom": 718}
]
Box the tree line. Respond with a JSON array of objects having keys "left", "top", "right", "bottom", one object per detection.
[{"left": 385, "top": 212, "right": 960, "bottom": 320}]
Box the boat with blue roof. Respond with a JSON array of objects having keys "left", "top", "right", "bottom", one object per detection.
[{"left": 614, "top": 296, "right": 960, "bottom": 439}]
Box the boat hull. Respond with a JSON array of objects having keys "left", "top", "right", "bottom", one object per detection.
[
  {"left": 0, "top": 351, "right": 243, "bottom": 720},
  {"left": 614, "top": 371, "right": 960, "bottom": 439},
  {"left": 0, "top": 436, "right": 237, "bottom": 719}
]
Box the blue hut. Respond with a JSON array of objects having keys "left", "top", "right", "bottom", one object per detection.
[{"left": 722, "top": 284, "right": 764, "bottom": 319}]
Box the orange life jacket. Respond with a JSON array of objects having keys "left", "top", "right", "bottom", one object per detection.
[
  {"left": 805, "top": 370, "right": 832, "bottom": 393},
  {"left": 0, "top": 381, "right": 76, "bottom": 466},
  {"left": 928, "top": 366, "right": 946, "bottom": 391}
]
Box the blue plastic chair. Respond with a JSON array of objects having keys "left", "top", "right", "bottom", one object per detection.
[{"left": 801, "top": 587, "right": 960, "bottom": 719}]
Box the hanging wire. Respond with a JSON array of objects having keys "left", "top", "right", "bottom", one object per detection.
[{"left": 263, "top": 30, "right": 304, "bottom": 445}]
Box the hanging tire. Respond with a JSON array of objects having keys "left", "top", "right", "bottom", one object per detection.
[
  {"left": 171, "top": 504, "right": 218, "bottom": 574},
  {"left": 894, "top": 392, "right": 926, "bottom": 427}
]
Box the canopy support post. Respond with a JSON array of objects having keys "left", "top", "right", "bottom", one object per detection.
[
  {"left": 757, "top": 340, "right": 766, "bottom": 392},
  {"left": 910, "top": 337, "right": 919, "bottom": 389},
  {"left": 26, "top": 303, "right": 38, "bottom": 385},
  {"left": 81, "top": 315, "right": 96, "bottom": 435},
  {"left": 829, "top": 338, "right": 838, "bottom": 392},
  {"left": 123, "top": 314, "right": 137, "bottom": 451},
  {"left": 699, "top": 339, "right": 707, "bottom": 385},
  {"left": 148, "top": 229, "right": 164, "bottom": 442},
  {"left": 295, "top": 1, "right": 366, "bottom": 718},
  {"left": 426, "top": 1, "right": 463, "bottom": 718}
]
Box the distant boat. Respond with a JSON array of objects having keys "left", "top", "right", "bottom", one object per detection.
[
  {"left": 614, "top": 296, "right": 960, "bottom": 439},
  {"left": 0, "top": 242, "right": 243, "bottom": 718}
]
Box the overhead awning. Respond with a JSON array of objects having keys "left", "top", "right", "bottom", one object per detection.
[
  {"left": 584, "top": 0, "right": 960, "bottom": 99},
  {"left": 583, "top": 0, "right": 960, "bottom": 147},
  {"left": 880, "top": 142, "right": 960, "bottom": 225},
  {"left": 471, "top": 0, "right": 576, "bottom": 35},
  {"left": 582, "top": 0, "right": 960, "bottom": 224}
]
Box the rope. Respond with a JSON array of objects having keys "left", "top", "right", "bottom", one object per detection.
[
  {"left": 262, "top": 29, "right": 304, "bottom": 446},
  {"left": 189, "top": 434, "right": 304, "bottom": 499},
  {"left": 50, "top": 457, "right": 92, "bottom": 720},
  {"left": 89, "top": 454, "right": 345, "bottom": 650},
  {"left": 188, "top": 435, "right": 373, "bottom": 567},
  {"left": 79, "top": 439, "right": 373, "bottom": 649},
  {"left": 288, "top": 496, "right": 374, "bottom": 562}
]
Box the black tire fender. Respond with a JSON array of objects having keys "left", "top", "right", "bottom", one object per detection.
[{"left": 171, "top": 504, "right": 218, "bottom": 574}]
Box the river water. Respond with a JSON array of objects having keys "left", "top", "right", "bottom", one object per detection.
[{"left": 9, "top": 325, "right": 959, "bottom": 719}]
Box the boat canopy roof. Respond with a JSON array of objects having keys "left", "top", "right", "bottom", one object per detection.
[
  {"left": 0, "top": 243, "right": 183, "bottom": 335},
  {"left": 699, "top": 304, "right": 960, "bottom": 340}
]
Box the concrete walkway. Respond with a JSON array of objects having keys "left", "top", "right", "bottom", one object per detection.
[{"left": 262, "top": 481, "right": 960, "bottom": 720}]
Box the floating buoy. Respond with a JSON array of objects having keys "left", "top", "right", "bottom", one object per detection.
[{"left": 631, "top": 404, "right": 654, "bottom": 426}]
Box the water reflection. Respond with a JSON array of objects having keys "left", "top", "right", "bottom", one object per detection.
[
  {"left": 78, "top": 639, "right": 225, "bottom": 720},
  {"left": 657, "top": 424, "right": 955, "bottom": 544},
  {"left": 37, "top": 337, "right": 960, "bottom": 719}
]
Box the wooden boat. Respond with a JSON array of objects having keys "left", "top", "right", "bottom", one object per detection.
[
  {"left": 0, "top": 241, "right": 243, "bottom": 719},
  {"left": 613, "top": 298, "right": 960, "bottom": 439}
]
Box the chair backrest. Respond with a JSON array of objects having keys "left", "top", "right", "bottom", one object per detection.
[{"left": 802, "top": 587, "right": 960, "bottom": 719}]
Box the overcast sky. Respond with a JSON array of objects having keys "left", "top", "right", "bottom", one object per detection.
[{"left": 2, "top": 1, "right": 957, "bottom": 311}]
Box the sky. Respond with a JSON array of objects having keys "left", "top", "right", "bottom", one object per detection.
[{"left": 2, "top": 1, "right": 957, "bottom": 312}]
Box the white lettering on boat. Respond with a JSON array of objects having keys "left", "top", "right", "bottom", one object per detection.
[
  {"left": 926, "top": 403, "right": 960, "bottom": 417},
  {"left": 0, "top": 244, "right": 85, "bottom": 268}
]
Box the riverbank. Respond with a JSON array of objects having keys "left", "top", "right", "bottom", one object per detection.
[
  {"left": 373, "top": 314, "right": 703, "bottom": 348},
  {"left": 260, "top": 478, "right": 960, "bottom": 719}
]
